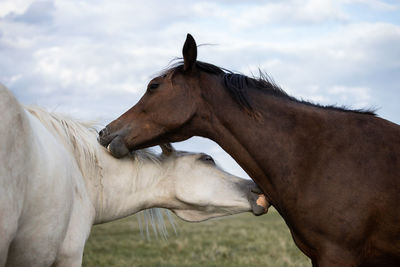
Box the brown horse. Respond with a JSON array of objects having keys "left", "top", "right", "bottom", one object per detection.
[{"left": 98, "top": 34, "right": 400, "bottom": 266}]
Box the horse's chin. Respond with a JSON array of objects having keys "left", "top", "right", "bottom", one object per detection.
[{"left": 106, "top": 136, "right": 130, "bottom": 158}]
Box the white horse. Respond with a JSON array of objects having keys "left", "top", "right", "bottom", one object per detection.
[{"left": 0, "top": 84, "right": 267, "bottom": 267}]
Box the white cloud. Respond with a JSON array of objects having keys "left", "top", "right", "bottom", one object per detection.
[
  {"left": 230, "top": 0, "right": 349, "bottom": 28},
  {"left": 0, "top": 0, "right": 35, "bottom": 17},
  {"left": 327, "top": 85, "right": 372, "bottom": 108},
  {"left": 343, "top": 0, "right": 399, "bottom": 10}
]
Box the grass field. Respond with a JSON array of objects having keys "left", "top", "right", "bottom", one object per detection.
[{"left": 83, "top": 209, "right": 311, "bottom": 267}]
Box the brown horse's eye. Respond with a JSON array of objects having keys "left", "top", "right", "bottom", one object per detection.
[
  {"left": 147, "top": 83, "right": 159, "bottom": 92},
  {"left": 199, "top": 154, "right": 215, "bottom": 165}
]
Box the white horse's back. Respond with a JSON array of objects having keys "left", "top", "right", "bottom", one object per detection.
[
  {"left": 0, "top": 85, "right": 93, "bottom": 266},
  {"left": 0, "top": 84, "right": 32, "bottom": 266}
]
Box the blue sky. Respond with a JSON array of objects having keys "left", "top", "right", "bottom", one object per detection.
[{"left": 1, "top": 0, "right": 399, "bottom": 178}]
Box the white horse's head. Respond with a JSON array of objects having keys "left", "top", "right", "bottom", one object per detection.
[{"left": 154, "top": 144, "right": 267, "bottom": 222}]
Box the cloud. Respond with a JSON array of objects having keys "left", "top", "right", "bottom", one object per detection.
[
  {"left": 327, "top": 85, "right": 372, "bottom": 108},
  {"left": 228, "top": 0, "right": 349, "bottom": 28},
  {"left": 5, "top": 1, "right": 55, "bottom": 24},
  {"left": 343, "top": 0, "right": 399, "bottom": 10},
  {"left": 0, "top": 0, "right": 35, "bottom": 17}
]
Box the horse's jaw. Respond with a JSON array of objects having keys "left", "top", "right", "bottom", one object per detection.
[
  {"left": 171, "top": 196, "right": 269, "bottom": 222},
  {"left": 172, "top": 206, "right": 249, "bottom": 222},
  {"left": 105, "top": 136, "right": 129, "bottom": 158},
  {"left": 173, "top": 209, "right": 230, "bottom": 222}
]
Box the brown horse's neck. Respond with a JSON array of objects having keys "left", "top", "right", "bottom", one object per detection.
[{"left": 197, "top": 78, "right": 327, "bottom": 211}]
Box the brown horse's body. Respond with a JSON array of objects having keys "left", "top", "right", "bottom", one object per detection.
[{"left": 99, "top": 34, "right": 400, "bottom": 266}]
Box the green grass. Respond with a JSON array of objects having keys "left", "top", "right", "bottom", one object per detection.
[{"left": 83, "top": 209, "right": 311, "bottom": 267}]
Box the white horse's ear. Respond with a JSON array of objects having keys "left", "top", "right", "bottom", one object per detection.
[{"left": 160, "top": 143, "right": 175, "bottom": 156}]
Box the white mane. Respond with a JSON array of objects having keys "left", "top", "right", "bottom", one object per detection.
[
  {"left": 26, "top": 107, "right": 160, "bottom": 174},
  {"left": 26, "top": 106, "right": 174, "bottom": 239}
]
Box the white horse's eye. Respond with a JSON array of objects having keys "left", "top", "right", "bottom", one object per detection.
[{"left": 198, "top": 154, "right": 215, "bottom": 165}]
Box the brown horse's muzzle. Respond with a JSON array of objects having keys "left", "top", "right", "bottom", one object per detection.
[{"left": 98, "top": 127, "right": 130, "bottom": 158}]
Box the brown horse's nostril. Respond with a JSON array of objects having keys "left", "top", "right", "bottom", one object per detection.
[
  {"left": 97, "top": 127, "right": 112, "bottom": 147},
  {"left": 99, "top": 128, "right": 107, "bottom": 137}
]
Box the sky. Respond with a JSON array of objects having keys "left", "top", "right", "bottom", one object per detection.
[{"left": 1, "top": 0, "right": 399, "bottom": 178}]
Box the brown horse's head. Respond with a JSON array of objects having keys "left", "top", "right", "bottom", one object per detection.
[{"left": 98, "top": 34, "right": 212, "bottom": 158}]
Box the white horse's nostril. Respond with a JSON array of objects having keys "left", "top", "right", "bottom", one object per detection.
[{"left": 256, "top": 194, "right": 269, "bottom": 212}]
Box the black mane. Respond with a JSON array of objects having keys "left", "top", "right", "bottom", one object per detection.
[{"left": 164, "top": 60, "right": 376, "bottom": 116}]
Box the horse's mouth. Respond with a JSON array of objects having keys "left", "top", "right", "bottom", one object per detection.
[
  {"left": 248, "top": 184, "right": 269, "bottom": 216},
  {"left": 98, "top": 133, "right": 130, "bottom": 159},
  {"left": 249, "top": 192, "right": 270, "bottom": 216}
]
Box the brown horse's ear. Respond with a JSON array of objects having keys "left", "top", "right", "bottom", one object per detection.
[
  {"left": 160, "top": 143, "right": 175, "bottom": 156},
  {"left": 183, "top": 33, "right": 197, "bottom": 72}
]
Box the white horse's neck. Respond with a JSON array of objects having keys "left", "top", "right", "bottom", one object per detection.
[
  {"left": 94, "top": 151, "right": 166, "bottom": 224},
  {"left": 27, "top": 107, "right": 166, "bottom": 224}
]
